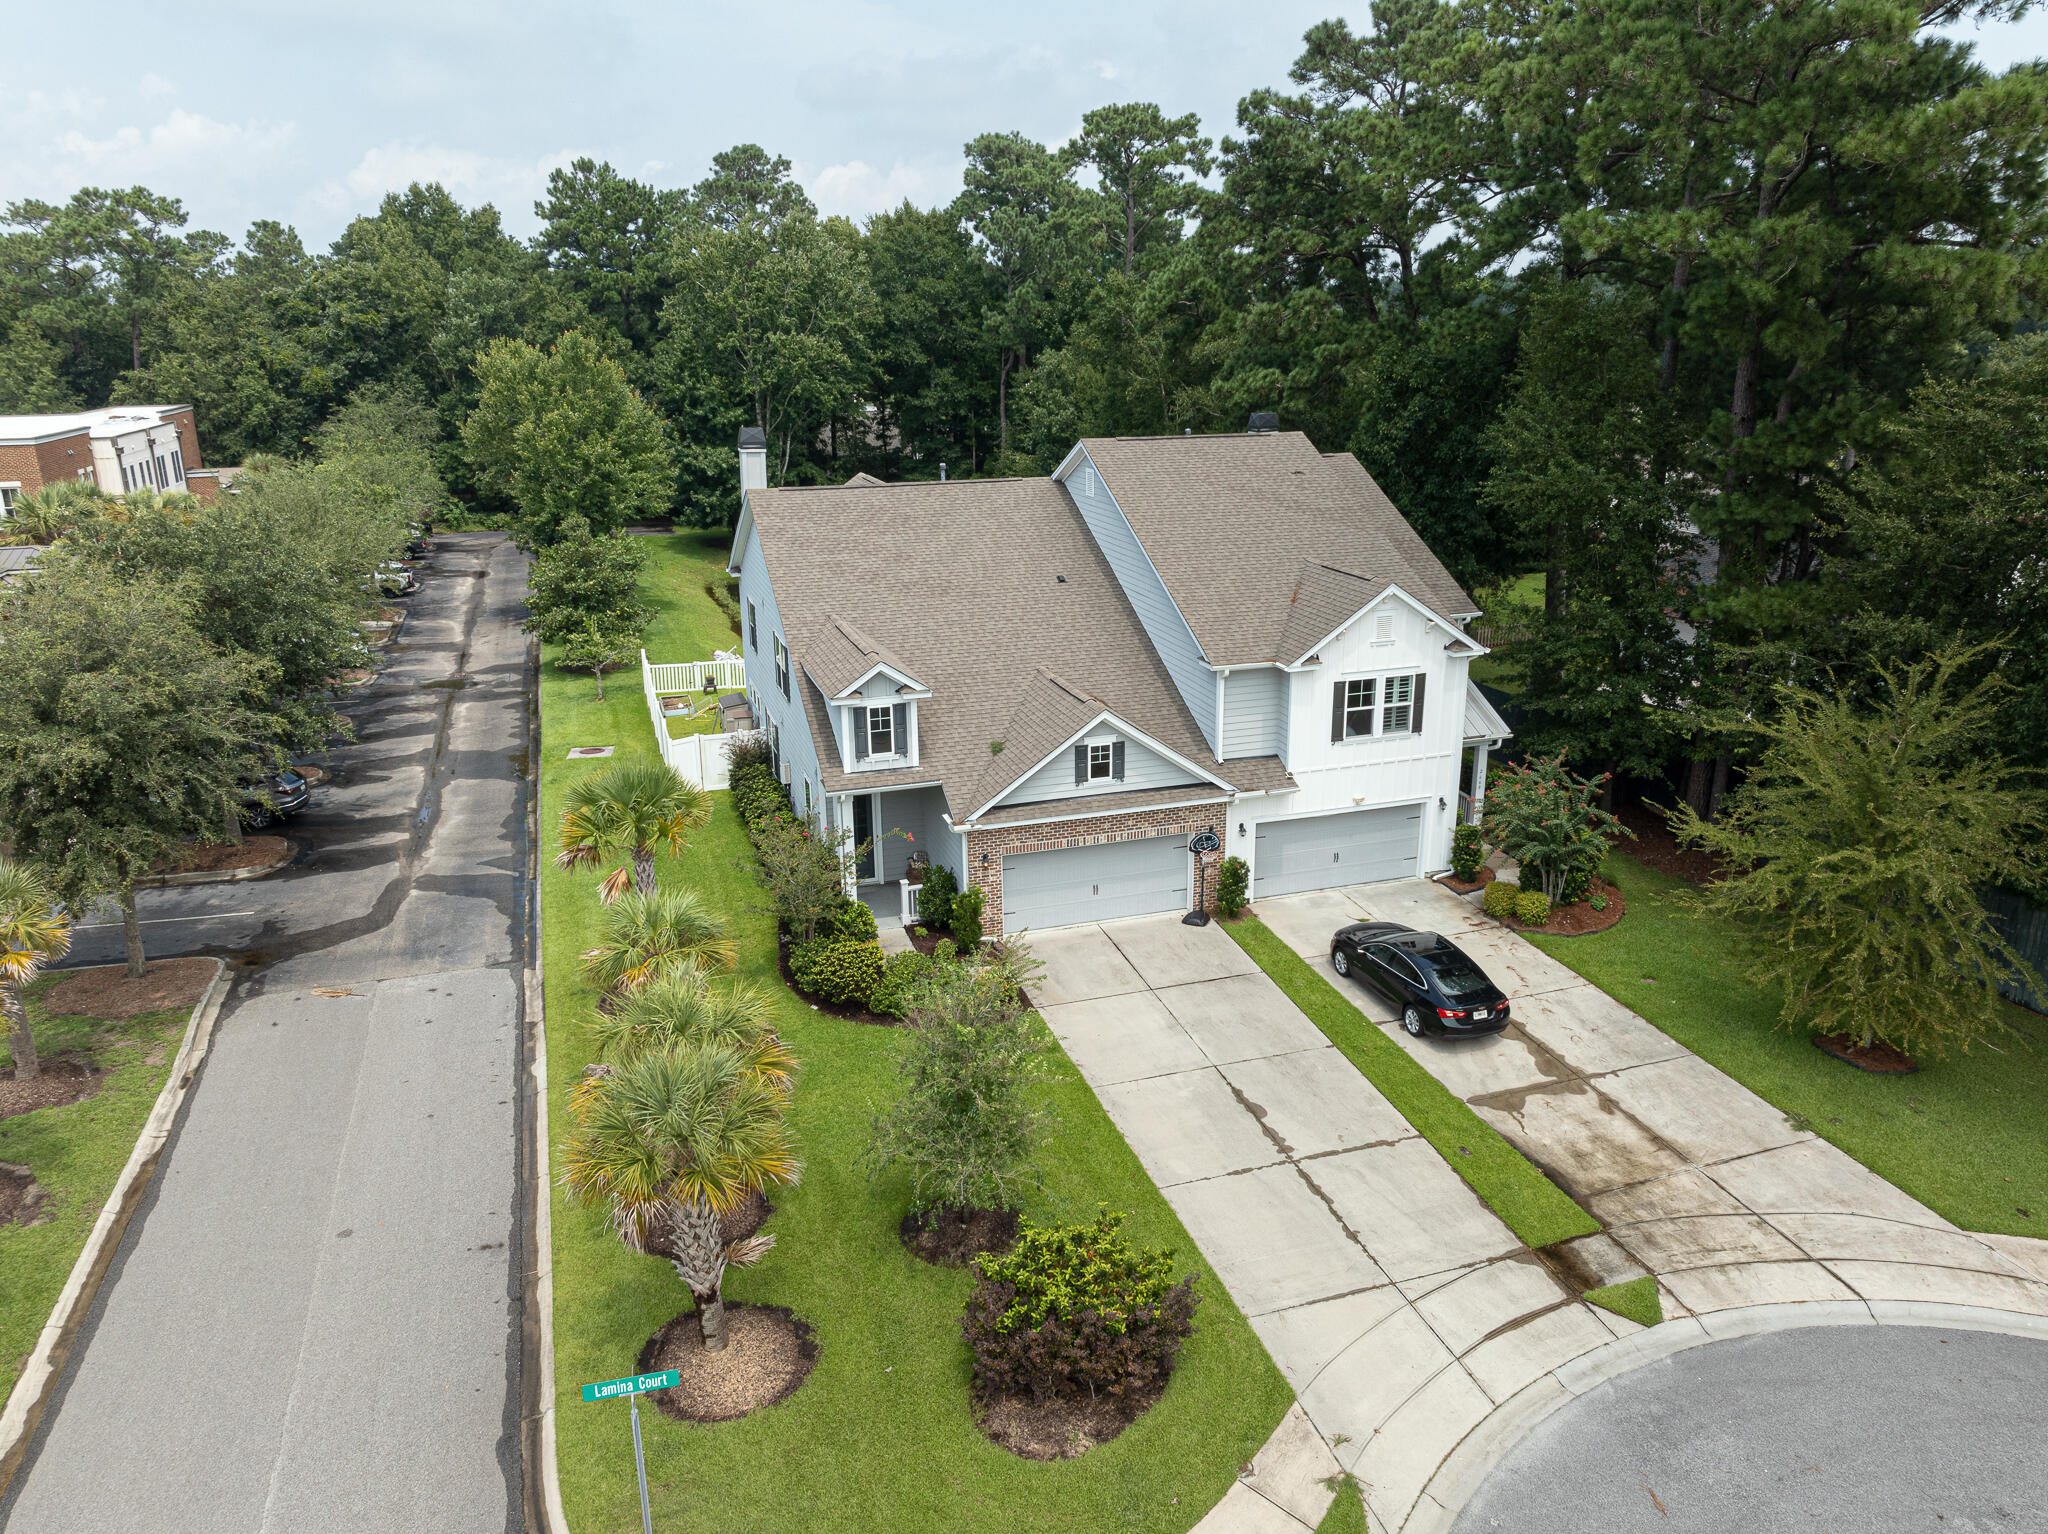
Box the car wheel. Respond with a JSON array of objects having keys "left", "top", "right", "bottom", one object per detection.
[
  {"left": 1332, "top": 949, "right": 1350, "bottom": 977},
  {"left": 1402, "top": 1003, "right": 1426, "bottom": 1037},
  {"left": 245, "top": 805, "right": 274, "bottom": 831}
]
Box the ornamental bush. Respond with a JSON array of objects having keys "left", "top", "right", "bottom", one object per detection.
[
  {"left": 790, "top": 936, "right": 885, "bottom": 1007},
  {"left": 1483, "top": 879, "right": 1521, "bottom": 920},
  {"left": 1557, "top": 852, "right": 1598, "bottom": 906},
  {"left": 1514, "top": 889, "right": 1552, "bottom": 926},
  {"left": 916, "top": 863, "right": 957, "bottom": 929},
  {"left": 1216, "top": 855, "right": 1250, "bottom": 917},
  {"left": 961, "top": 1208, "right": 1198, "bottom": 1404},
  {"left": 822, "top": 895, "right": 878, "bottom": 944},
  {"left": 951, "top": 885, "right": 985, "bottom": 951},
  {"left": 1480, "top": 750, "right": 1630, "bottom": 900},
  {"left": 1451, "top": 824, "right": 1484, "bottom": 882}
]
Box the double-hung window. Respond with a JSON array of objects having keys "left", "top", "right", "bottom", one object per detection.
[
  {"left": 867, "top": 705, "right": 894, "bottom": 758},
  {"left": 1379, "top": 673, "right": 1415, "bottom": 734},
  {"left": 773, "top": 635, "right": 789, "bottom": 698},
  {"left": 1341, "top": 678, "right": 1376, "bottom": 739},
  {"left": 0, "top": 485, "right": 18, "bottom": 519},
  {"left": 747, "top": 600, "right": 758, "bottom": 651},
  {"left": 1088, "top": 742, "right": 1113, "bottom": 780},
  {"left": 1332, "top": 673, "right": 1426, "bottom": 742}
]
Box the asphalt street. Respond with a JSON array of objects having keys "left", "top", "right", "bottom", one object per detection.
[
  {"left": 2, "top": 533, "right": 533, "bottom": 1534},
  {"left": 1453, "top": 1324, "right": 2048, "bottom": 1532}
]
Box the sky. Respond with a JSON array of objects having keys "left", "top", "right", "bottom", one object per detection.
[{"left": 5, "top": 1, "right": 2046, "bottom": 252}]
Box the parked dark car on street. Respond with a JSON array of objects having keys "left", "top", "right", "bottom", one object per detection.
[
  {"left": 241, "top": 769, "right": 312, "bottom": 831},
  {"left": 1330, "top": 922, "right": 1510, "bottom": 1038}
]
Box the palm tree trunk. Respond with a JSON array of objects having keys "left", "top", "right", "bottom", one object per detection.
[
  {"left": 663, "top": 1195, "right": 731, "bottom": 1351},
  {"left": 121, "top": 888, "right": 146, "bottom": 979},
  {"left": 3, "top": 980, "right": 37, "bottom": 1083},
  {"left": 633, "top": 846, "right": 657, "bottom": 896}
]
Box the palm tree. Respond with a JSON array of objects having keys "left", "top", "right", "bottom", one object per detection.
[
  {"left": 3, "top": 482, "right": 106, "bottom": 545},
  {"left": 0, "top": 858, "right": 72, "bottom": 1083},
  {"left": 556, "top": 759, "right": 713, "bottom": 902},
  {"left": 561, "top": 1042, "right": 801, "bottom": 1351},
  {"left": 580, "top": 887, "right": 736, "bottom": 994},
  {"left": 582, "top": 966, "right": 794, "bottom": 1096}
]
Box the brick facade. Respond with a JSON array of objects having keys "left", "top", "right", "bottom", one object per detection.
[
  {"left": 0, "top": 432, "right": 92, "bottom": 495},
  {"left": 963, "top": 802, "right": 1230, "bottom": 936}
]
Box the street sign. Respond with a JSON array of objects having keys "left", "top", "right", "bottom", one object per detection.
[{"left": 582, "top": 1369, "right": 679, "bottom": 1403}]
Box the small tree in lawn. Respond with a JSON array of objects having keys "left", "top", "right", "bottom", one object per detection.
[
  {"left": 562, "top": 1042, "right": 799, "bottom": 1352},
  {"left": 865, "top": 941, "right": 1051, "bottom": 1228},
  {"left": 524, "top": 514, "right": 649, "bottom": 643},
  {"left": 0, "top": 858, "right": 71, "bottom": 1083},
  {"left": 581, "top": 887, "right": 738, "bottom": 995},
  {"left": 751, "top": 810, "right": 858, "bottom": 943},
  {"left": 556, "top": 758, "right": 712, "bottom": 901},
  {"left": 1670, "top": 649, "right": 2047, "bottom": 1060},
  {"left": 1482, "top": 751, "right": 1630, "bottom": 901},
  {"left": 559, "top": 617, "right": 637, "bottom": 702}
]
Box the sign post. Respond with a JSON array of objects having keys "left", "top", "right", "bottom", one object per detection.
[{"left": 581, "top": 1369, "right": 679, "bottom": 1534}]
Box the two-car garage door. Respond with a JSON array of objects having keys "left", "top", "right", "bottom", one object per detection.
[
  {"left": 1002, "top": 834, "right": 1189, "bottom": 934},
  {"left": 1252, "top": 804, "right": 1421, "bottom": 900}
]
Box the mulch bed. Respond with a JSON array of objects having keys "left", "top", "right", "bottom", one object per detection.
[
  {"left": 1502, "top": 878, "right": 1627, "bottom": 938},
  {"left": 775, "top": 928, "right": 901, "bottom": 1028},
  {"left": 1437, "top": 867, "right": 1496, "bottom": 895},
  {"left": 637, "top": 1304, "right": 818, "bottom": 1423},
  {"left": 900, "top": 1206, "right": 1020, "bottom": 1267},
  {"left": 1814, "top": 1033, "right": 1920, "bottom": 1074},
  {"left": 905, "top": 925, "right": 952, "bottom": 956},
  {"left": 0, "top": 1059, "right": 101, "bottom": 1121},
  {"left": 43, "top": 957, "right": 215, "bottom": 1020},
  {"left": 976, "top": 1381, "right": 1165, "bottom": 1461},
  {"left": 0, "top": 1162, "right": 50, "bottom": 1227},
  {"left": 154, "top": 835, "right": 290, "bottom": 876},
  {"left": 1616, "top": 801, "right": 1726, "bottom": 887}
]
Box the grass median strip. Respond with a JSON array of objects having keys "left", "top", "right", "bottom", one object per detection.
[
  {"left": 1582, "top": 1276, "right": 1663, "bottom": 1330},
  {"left": 1225, "top": 917, "right": 1599, "bottom": 1251}
]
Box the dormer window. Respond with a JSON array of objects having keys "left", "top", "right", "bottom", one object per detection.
[
  {"left": 850, "top": 700, "right": 910, "bottom": 767},
  {"left": 867, "top": 705, "right": 894, "bottom": 757},
  {"left": 1088, "top": 742, "right": 1112, "bottom": 780},
  {"left": 1073, "top": 737, "right": 1125, "bottom": 785}
]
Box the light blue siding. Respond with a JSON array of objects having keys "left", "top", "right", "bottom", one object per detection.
[
  {"left": 735, "top": 525, "right": 824, "bottom": 825},
  {"left": 993, "top": 730, "right": 1199, "bottom": 810},
  {"left": 1064, "top": 451, "right": 1218, "bottom": 753},
  {"left": 1221, "top": 666, "right": 1289, "bottom": 761}
]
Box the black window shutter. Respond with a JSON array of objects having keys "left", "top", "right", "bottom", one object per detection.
[
  {"left": 852, "top": 708, "right": 868, "bottom": 762},
  {"left": 1411, "top": 673, "right": 1427, "bottom": 734},
  {"left": 1074, "top": 744, "right": 1087, "bottom": 785},
  {"left": 1111, "top": 741, "right": 1125, "bottom": 781},
  {"left": 1330, "top": 682, "right": 1345, "bottom": 743},
  {"left": 892, "top": 703, "right": 907, "bottom": 754}
]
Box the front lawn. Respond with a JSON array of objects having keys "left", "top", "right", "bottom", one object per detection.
[
  {"left": 1528, "top": 852, "right": 2048, "bottom": 1237},
  {"left": 542, "top": 533, "right": 1292, "bottom": 1533},
  {"left": 0, "top": 981, "right": 194, "bottom": 1404}
]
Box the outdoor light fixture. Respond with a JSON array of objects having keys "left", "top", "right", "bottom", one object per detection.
[
  {"left": 1438, "top": 797, "right": 1447, "bottom": 811},
  {"left": 1238, "top": 823, "right": 1246, "bottom": 838}
]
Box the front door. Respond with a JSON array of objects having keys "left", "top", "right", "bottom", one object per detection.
[{"left": 853, "top": 794, "right": 876, "bottom": 881}]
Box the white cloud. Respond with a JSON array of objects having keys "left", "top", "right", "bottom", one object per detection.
[
  {"left": 39, "top": 108, "right": 294, "bottom": 180},
  {"left": 140, "top": 73, "right": 177, "bottom": 100},
  {"left": 805, "top": 158, "right": 962, "bottom": 221},
  {"left": 308, "top": 143, "right": 583, "bottom": 226}
]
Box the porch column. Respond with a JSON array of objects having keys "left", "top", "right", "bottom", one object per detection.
[
  {"left": 835, "top": 795, "right": 857, "bottom": 898},
  {"left": 1469, "top": 742, "right": 1491, "bottom": 826}
]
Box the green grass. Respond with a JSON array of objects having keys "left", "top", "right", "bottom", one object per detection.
[
  {"left": 1582, "top": 1276, "right": 1663, "bottom": 1330},
  {"left": 1224, "top": 919, "right": 1599, "bottom": 1250},
  {"left": 1525, "top": 853, "right": 2048, "bottom": 1238},
  {"left": 0, "top": 979, "right": 193, "bottom": 1403},
  {"left": 1315, "top": 1479, "right": 1370, "bottom": 1533},
  {"left": 660, "top": 691, "right": 743, "bottom": 739},
  {"left": 544, "top": 532, "right": 1292, "bottom": 1533}
]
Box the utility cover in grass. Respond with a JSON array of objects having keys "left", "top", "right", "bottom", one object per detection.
[{"left": 1583, "top": 1276, "right": 1663, "bottom": 1329}]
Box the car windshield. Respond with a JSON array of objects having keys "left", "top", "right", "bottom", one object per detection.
[{"left": 1426, "top": 948, "right": 1492, "bottom": 1000}]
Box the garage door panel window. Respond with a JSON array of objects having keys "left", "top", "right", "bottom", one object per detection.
[{"left": 1332, "top": 673, "right": 1427, "bottom": 743}]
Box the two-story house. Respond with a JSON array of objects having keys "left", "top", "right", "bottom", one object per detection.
[{"left": 727, "top": 418, "right": 1510, "bottom": 938}]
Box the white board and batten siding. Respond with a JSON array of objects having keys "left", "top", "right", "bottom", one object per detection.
[
  {"left": 1219, "top": 665, "right": 1289, "bottom": 760},
  {"left": 1060, "top": 450, "right": 1218, "bottom": 752},
  {"left": 992, "top": 730, "right": 1197, "bottom": 811},
  {"left": 734, "top": 522, "right": 827, "bottom": 821}
]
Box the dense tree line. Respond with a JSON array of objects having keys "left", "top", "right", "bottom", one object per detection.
[{"left": 6, "top": 0, "right": 2046, "bottom": 790}]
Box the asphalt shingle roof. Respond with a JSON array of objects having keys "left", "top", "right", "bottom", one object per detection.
[{"left": 1079, "top": 432, "right": 1478, "bottom": 666}]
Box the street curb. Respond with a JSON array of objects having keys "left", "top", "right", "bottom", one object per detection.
[
  {"left": 1402, "top": 1299, "right": 2048, "bottom": 1534},
  {"left": 0, "top": 957, "right": 232, "bottom": 1501},
  {"left": 136, "top": 841, "right": 297, "bottom": 888}
]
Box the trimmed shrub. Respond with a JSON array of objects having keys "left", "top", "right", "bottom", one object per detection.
[
  {"left": 725, "top": 730, "right": 773, "bottom": 775},
  {"left": 1216, "top": 855, "right": 1250, "bottom": 917},
  {"left": 790, "top": 936, "right": 885, "bottom": 1008},
  {"left": 1482, "top": 879, "right": 1521, "bottom": 920},
  {"left": 822, "top": 895, "right": 879, "bottom": 944},
  {"left": 1451, "top": 824, "right": 1484, "bottom": 882},
  {"left": 916, "top": 863, "right": 957, "bottom": 929},
  {"left": 1557, "top": 853, "right": 1597, "bottom": 906},
  {"left": 951, "top": 885, "right": 985, "bottom": 951},
  {"left": 961, "top": 1209, "right": 1198, "bottom": 1404},
  {"left": 1514, "top": 889, "right": 1552, "bottom": 926},
  {"left": 871, "top": 948, "right": 937, "bottom": 1018}
]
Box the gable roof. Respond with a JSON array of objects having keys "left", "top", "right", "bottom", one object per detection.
[
  {"left": 1077, "top": 432, "right": 1477, "bottom": 667},
  {"left": 804, "top": 615, "right": 926, "bottom": 699},
  {"left": 741, "top": 477, "right": 1291, "bottom": 819}
]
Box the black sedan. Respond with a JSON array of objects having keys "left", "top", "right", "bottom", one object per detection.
[
  {"left": 1330, "top": 922, "right": 1511, "bottom": 1038},
  {"left": 241, "top": 769, "right": 313, "bottom": 831}
]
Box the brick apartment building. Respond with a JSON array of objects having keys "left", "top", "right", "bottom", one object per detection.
[{"left": 0, "top": 404, "right": 221, "bottom": 522}]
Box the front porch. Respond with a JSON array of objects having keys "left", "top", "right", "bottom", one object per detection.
[{"left": 835, "top": 783, "right": 960, "bottom": 932}]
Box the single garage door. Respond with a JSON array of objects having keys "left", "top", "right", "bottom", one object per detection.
[
  {"left": 1002, "top": 834, "right": 1189, "bottom": 933},
  {"left": 1253, "top": 805, "right": 1421, "bottom": 899}
]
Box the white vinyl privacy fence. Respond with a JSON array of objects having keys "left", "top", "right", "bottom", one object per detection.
[{"left": 641, "top": 649, "right": 744, "bottom": 789}]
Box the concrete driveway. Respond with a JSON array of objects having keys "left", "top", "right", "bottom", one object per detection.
[
  {"left": 1, "top": 535, "right": 532, "bottom": 1534},
  {"left": 1033, "top": 912, "right": 1644, "bottom": 1533}
]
